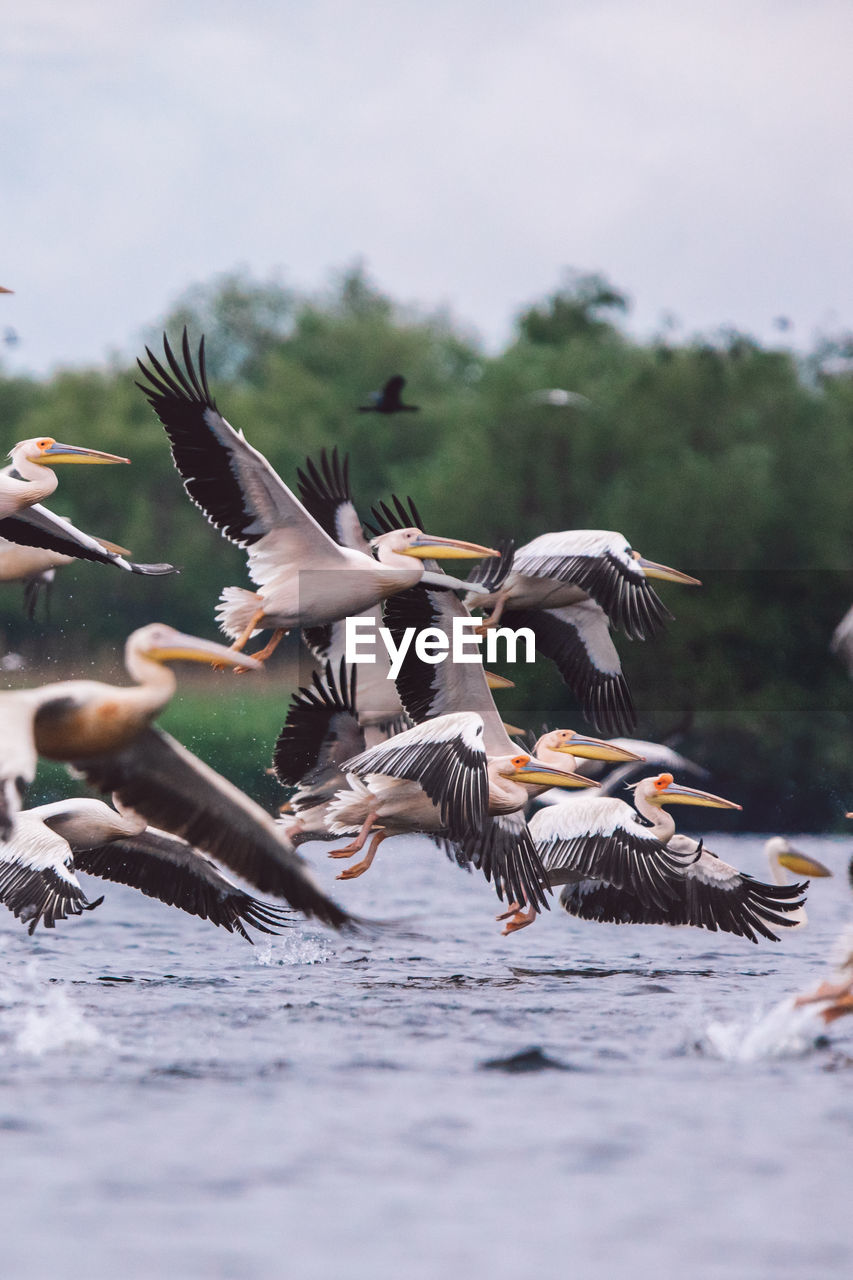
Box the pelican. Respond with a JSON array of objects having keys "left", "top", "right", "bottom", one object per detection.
[
  {"left": 0, "top": 537, "right": 74, "bottom": 617},
  {"left": 324, "top": 709, "right": 597, "bottom": 915},
  {"left": 136, "top": 331, "right": 497, "bottom": 663},
  {"left": 0, "top": 798, "right": 292, "bottom": 940},
  {"left": 762, "top": 837, "right": 832, "bottom": 926},
  {"left": 0, "top": 438, "right": 176, "bottom": 577},
  {"left": 465, "top": 533, "right": 700, "bottom": 734},
  {"left": 0, "top": 624, "right": 365, "bottom": 930},
  {"left": 519, "top": 774, "right": 808, "bottom": 941},
  {"left": 1, "top": 437, "right": 131, "bottom": 519}
]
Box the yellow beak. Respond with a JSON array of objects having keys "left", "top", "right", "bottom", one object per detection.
[
  {"left": 654, "top": 781, "right": 741, "bottom": 810},
  {"left": 777, "top": 849, "right": 833, "bottom": 878},
  {"left": 36, "top": 442, "right": 130, "bottom": 466},
  {"left": 510, "top": 760, "right": 600, "bottom": 789},
  {"left": 485, "top": 671, "right": 515, "bottom": 690},
  {"left": 634, "top": 555, "right": 701, "bottom": 587},
  {"left": 145, "top": 631, "right": 262, "bottom": 671},
  {"left": 554, "top": 734, "right": 644, "bottom": 763},
  {"left": 403, "top": 533, "right": 499, "bottom": 560}
]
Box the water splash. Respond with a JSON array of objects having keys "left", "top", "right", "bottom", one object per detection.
[
  {"left": 253, "top": 932, "right": 334, "bottom": 967},
  {"left": 14, "top": 984, "right": 106, "bottom": 1057},
  {"left": 701, "top": 996, "right": 827, "bottom": 1062}
]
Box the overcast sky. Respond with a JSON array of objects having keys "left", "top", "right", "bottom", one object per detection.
[{"left": 4, "top": 0, "right": 852, "bottom": 374}]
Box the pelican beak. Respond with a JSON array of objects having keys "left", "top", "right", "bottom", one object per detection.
[
  {"left": 36, "top": 442, "right": 130, "bottom": 465},
  {"left": 510, "top": 759, "right": 601, "bottom": 789},
  {"left": 502, "top": 722, "right": 526, "bottom": 736},
  {"left": 145, "top": 631, "right": 263, "bottom": 671},
  {"left": 485, "top": 671, "right": 515, "bottom": 690},
  {"left": 554, "top": 734, "right": 644, "bottom": 763},
  {"left": 633, "top": 554, "right": 701, "bottom": 587},
  {"left": 0, "top": 287, "right": 12, "bottom": 294},
  {"left": 403, "top": 533, "right": 499, "bottom": 560},
  {"left": 777, "top": 848, "right": 833, "bottom": 878},
  {"left": 654, "top": 781, "right": 741, "bottom": 810}
]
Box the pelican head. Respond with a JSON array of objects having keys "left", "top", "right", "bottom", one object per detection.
[
  {"left": 371, "top": 527, "right": 499, "bottom": 561},
  {"left": 9, "top": 437, "right": 130, "bottom": 467},
  {"left": 637, "top": 773, "right": 742, "bottom": 810},
  {"left": 631, "top": 549, "right": 701, "bottom": 587},
  {"left": 126, "top": 623, "right": 262, "bottom": 672},
  {"left": 765, "top": 837, "right": 832, "bottom": 879},
  {"left": 498, "top": 753, "right": 601, "bottom": 789},
  {"left": 534, "top": 729, "right": 644, "bottom": 763}
]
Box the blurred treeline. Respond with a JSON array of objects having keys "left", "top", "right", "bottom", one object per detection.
[{"left": 3, "top": 266, "right": 853, "bottom": 831}]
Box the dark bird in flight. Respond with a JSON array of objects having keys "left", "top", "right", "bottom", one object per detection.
[{"left": 358, "top": 375, "right": 420, "bottom": 415}]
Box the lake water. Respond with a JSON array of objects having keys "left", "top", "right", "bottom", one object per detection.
[{"left": 1, "top": 833, "right": 851, "bottom": 1280}]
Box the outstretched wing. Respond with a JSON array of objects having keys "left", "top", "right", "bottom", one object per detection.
[
  {"left": 507, "top": 601, "right": 636, "bottom": 736},
  {"left": 72, "top": 830, "right": 293, "bottom": 942},
  {"left": 137, "top": 329, "right": 342, "bottom": 562},
  {"left": 0, "top": 505, "right": 175, "bottom": 575},
  {"left": 69, "top": 727, "right": 362, "bottom": 931},
  {"left": 342, "top": 711, "right": 488, "bottom": 841},
  {"left": 454, "top": 809, "right": 551, "bottom": 910},
  {"left": 273, "top": 661, "right": 365, "bottom": 797},
  {"left": 513, "top": 531, "right": 671, "bottom": 640}
]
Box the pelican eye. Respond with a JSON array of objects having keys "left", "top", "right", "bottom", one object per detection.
[
  {"left": 653, "top": 773, "right": 674, "bottom": 792},
  {"left": 511, "top": 755, "right": 530, "bottom": 769},
  {"left": 37, "top": 438, "right": 54, "bottom": 451}
]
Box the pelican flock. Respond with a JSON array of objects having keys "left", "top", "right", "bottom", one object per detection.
[{"left": 0, "top": 323, "right": 838, "bottom": 969}]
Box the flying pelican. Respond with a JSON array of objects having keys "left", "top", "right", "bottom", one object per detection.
[
  {"left": 0, "top": 798, "right": 292, "bottom": 940},
  {"left": 358, "top": 374, "right": 419, "bottom": 415},
  {"left": 324, "top": 709, "right": 596, "bottom": 915},
  {"left": 0, "top": 436, "right": 132, "bottom": 519},
  {"left": 136, "top": 331, "right": 496, "bottom": 663},
  {"left": 0, "top": 438, "right": 176, "bottom": 577},
  {"left": 518, "top": 774, "right": 808, "bottom": 940},
  {"left": 464, "top": 536, "right": 699, "bottom": 735},
  {"left": 0, "top": 624, "right": 365, "bottom": 931}
]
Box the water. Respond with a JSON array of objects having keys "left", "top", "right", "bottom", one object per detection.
[{"left": 1, "top": 833, "right": 851, "bottom": 1280}]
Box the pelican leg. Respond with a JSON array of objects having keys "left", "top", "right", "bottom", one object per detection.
[
  {"left": 328, "top": 813, "right": 379, "bottom": 859},
  {"left": 337, "top": 829, "right": 388, "bottom": 880},
  {"left": 794, "top": 978, "right": 853, "bottom": 1007},
  {"left": 475, "top": 590, "right": 509, "bottom": 635},
  {"left": 820, "top": 994, "right": 853, "bottom": 1024},
  {"left": 241, "top": 628, "right": 286, "bottom": 665},
  {"left": 495, "top": 901, "right": 521, "bottom": 921},
  {"left": 501, "top": 903, "right": 537, "bottom": 936},
  {"left": 229, "top": 606, "right": 267, "bottom": 655}
]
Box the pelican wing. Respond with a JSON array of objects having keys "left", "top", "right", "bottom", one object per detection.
[
  {"left": 530, "top": 796, "right": 693, "bottom": 910},
  {"left": 513, "top": 531, "right": 671, "bottom": 640},
  {"left": 296, "top": 448, "right": 371, "bottom": 554},
  {"left": 559, "top": 848, "right": 808, "bottom": 942},
  {"left": 70, "top": 830, "right": 293, "bottom": 942},
  {"left": 0, "top": 815, "right": 101, "bottom": 933},
  {"left": 506, "top": 600, "right": 636, "bottom": 736},
  {"left": 382, "top": 580, "right": 513, "bottom": 755},
  {"left": 273, "top": 661, "right": 365, "bottom": 796},
  {"left": 455, "top": 810, "right": 551, "bottom": 910},
  {"left": 137, "top": 330, "right": 343, "bottom": 561},
  {"left": 68, "top": 727, "right": 360, "bottom": 930},
  {"left": 0, "top": 505, "right": 175, "bottom": 575},
  {"left": 342, "top": 711, "right": 488, "bottom": 841}
]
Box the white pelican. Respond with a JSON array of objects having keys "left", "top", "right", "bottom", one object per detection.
[
  {"left": 0, "top": 436, "right": 131, "bottom": 519},
  {"left": 325, "top": 709, "right": 597, "bottom": 914},
  {"left": 0, "top": 537, "right": 74, "bottom": 617},
  {"left": 0, "top": 439, "right": 176, "bottom": 577},
  {"left": 523, "top": 774, "right": 808, "bottom": 941},
  {"left": 465, "top": 533, "right": 699, "bottom": 735},
  {"left": 0, "top": 798, "right": 292, "bottom": 940},
  {"left": 0, "top": 624, "right": 365, "bottom": 930},
  {"left": 762, "top": 837, "right": 832, "bottom": 926},
  {"left": 136, "top": 331, "right": 497, "bottom": 662}
]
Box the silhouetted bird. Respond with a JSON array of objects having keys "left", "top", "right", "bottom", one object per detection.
[{"left": 358, "top": 374, "right": 419, "bottom": 415}]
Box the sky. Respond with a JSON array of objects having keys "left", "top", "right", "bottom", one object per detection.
[{"left": 4, "top": 0, "right": 852, "bottom": 374}]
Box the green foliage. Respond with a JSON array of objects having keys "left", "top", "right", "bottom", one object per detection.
[{"left": 3, "top": 268, "right": 853, "bottom": 831}]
